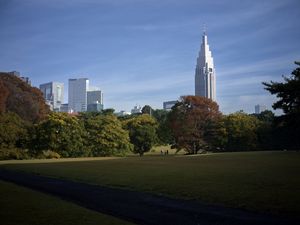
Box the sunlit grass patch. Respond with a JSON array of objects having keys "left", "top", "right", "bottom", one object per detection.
[{"left": 1, "top": 151, "right": 300, "bottom": 216}]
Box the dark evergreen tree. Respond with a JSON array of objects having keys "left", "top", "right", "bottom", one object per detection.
[{"left": 263, "top": 61, "right": 300, "bottom": 149}]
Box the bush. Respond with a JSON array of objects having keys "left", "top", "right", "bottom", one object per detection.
[
  {"left": 42, "top": 150, "right": 61, "bottom": 159},
  {"left": 0, "top": 148, "right": 31, "bottom": 160}
]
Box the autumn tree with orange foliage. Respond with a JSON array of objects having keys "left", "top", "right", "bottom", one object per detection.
[
  {"left": 168, "top": 96, "right": 224, "bottom": 154},
  {"left": 0, "top": 73, "right": 49, "bottom": 122}
]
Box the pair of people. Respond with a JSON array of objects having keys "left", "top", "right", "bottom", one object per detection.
[{"left": 160, "top": 150, "right": 169, "bottom": 155}]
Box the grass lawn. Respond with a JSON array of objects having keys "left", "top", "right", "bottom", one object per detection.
[
  {"left": 0, "top": 180, "right": 134, "bottom": 225},
  {"left": 1, "top": 151, "right": 300, "bottom": 216}
]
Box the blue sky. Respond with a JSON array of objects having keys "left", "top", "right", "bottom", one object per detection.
[{"left": 0, "top": 0, "right": 299, "bottom": 114}]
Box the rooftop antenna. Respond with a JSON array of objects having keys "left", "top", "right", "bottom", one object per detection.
[{"left": 203, "top": 23, "right": 207, "bottom": 35}]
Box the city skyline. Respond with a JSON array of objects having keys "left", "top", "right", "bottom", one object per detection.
[{"left": 0, "top": 0, "right": 299, "bottom": 114}]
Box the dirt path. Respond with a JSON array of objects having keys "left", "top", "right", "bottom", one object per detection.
[{"left": 0, "top": 169, "right": 296, "bottom": 225}]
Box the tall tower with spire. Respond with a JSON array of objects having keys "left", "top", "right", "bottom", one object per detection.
[{"left": 195, "top": 32, "right": 216, "bottom": 101}]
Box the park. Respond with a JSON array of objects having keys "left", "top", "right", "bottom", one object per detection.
[
  {"left": 1, "top": 1, "right": 300, "bottom": 224},
  {"left": 0, "top": 61, "right": 300, "bottom": 224},
  {"left": 1, "top": 150, "right": 300, "bottom": 224}
]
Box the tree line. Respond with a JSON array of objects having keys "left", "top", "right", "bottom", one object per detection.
[{"left": 0, "top": 61, "right": 299, "bottom": 159}]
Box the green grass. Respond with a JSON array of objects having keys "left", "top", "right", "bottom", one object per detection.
[
  {"left": 0, "top": 180, "right": 134, "bottom": 225},
  {"left": 147, "top": 145, "right": 183, "bottom": 155},
  {"left": 1, "top": 151, "right": 300, "bottom": 216}
]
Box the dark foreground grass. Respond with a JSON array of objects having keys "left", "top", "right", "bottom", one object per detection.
[
  {"left": 0, "top": 180, "right": 134, "bottom": 225},
  {"left": 1, "top": 151, "right": 300, "bottom": 216}
]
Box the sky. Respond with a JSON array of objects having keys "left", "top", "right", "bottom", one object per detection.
[{"left": 0, "top": 0, "right": 299, "bottom": 114}]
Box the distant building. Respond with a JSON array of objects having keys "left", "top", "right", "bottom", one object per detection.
[
  {"left": 255, "top": 104, "right": 267, "bottom": 114},
  {"left": 86, "top": 86, "right": 104, "bottom": 112},
  {"left": 60, "top": 103, "right": 71, "bottom": 113},
  {"left": 163, "top": 100, "right": 177, "bottom": 111},
  {"left": 40, "top": 82, "right": 64, "bottom": 111},
  {"left": 87, "top": 90, "right": 103, "bottom": 105},
  {"left": 131, "top": 105, "right": 142, "bottom": 114},
  {"left": 8, "top": 71, "right": 31, "bottom": 85},
  {"left": 116, "top": 110, "right": 131, "bottom": 117},
  {"left": 68, "top": 78, "right": 89, "bottom": 112},
  {"left": 195, "top": 32, "right": 216, "bottom": 101},
  {"left": 87, "top": 102, "right": 103, "bottom": 112}
]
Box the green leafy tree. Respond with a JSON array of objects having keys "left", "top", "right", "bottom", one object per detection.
[
  {"left": 168, "top": 96, "right": 222, "bottom": 154},
  {"left": 223, "top": 112, "right": 260, "bottom": 151},
  {"left": 141, "top": 105, "right": 153, "bottom": 115},
  {"left": 102, "top": 108, "right": 115, "bottom": 115},
  {"left": 80, "top": 113, "right": 132, "bottom": 156},
  {"left": 253, "top": 110, "right": 276, "bottom": 150},
  {"left": 0, "top": 112, "right": 29, "bottom": 149},
  {"left": 123, "top": 114, "right": 158, "bottom": 156},
  {"left": 32, "top": 113, "right": 86, "bottom": 157},
  {"left": 263, "top": 61, "right": 300, "bottom": 149},
  {"left": 152, "top": 109, "right": 173, "bottom": 145}
]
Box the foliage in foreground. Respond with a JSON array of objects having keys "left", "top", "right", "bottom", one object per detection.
[
  {"left": 263, "top": 61, "right": 300, "bottom": 149},
  {"left": 1, "top": 62, "right": 299, "bottom": 159},
  {"left": 168, "top": 96, "right": 223, "bottom": 154},
  {"left": 31, "top": 113, "right": 86, "bottom": 157},
  {"left": 80, "top": 113, "right": 132, "bottom": 156},
  {"left": 0, "top": 72, "right": 49, "bottom": 122},
  {"left": 123, "top": 114, "right": 158, "bottom": 156}
]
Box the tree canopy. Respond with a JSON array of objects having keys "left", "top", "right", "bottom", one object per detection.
[
  {"left": 31, "top": 113, "right": 86, "bottom": 157},
  {"left": 263, "top": 61, "right": 300, "bottom": 149},
  {"left": 123, "top": 114, "right": 158, "bottom": 156},
  {"left": 168, "top": 96, "right": 222, "bottom": 154},
  {"left": 223, "top": 112, "right": 260, "bottom": 151},
  {"left": 263, "top": 61, "right": 300, "bottom": 116},
  {"left": 0, "top": 112, "right": 29, "bottom": 149},
  {"left": 0, "top": 73, "right": 49, "bottom": 122},
  {"left": 80, "top": 113, "right": 132, "bottom": 156}
]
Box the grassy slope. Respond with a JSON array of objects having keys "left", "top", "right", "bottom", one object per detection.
[
  {"left": 1, "top": 151, "right": 300, "bottom": 216},
  {"left": 0, "top": 180, "right": 134, "bottom": 225}
]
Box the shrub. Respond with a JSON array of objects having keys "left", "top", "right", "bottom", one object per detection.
[{"left": 0, "top": 148, "right": 31, "bottom": 160}]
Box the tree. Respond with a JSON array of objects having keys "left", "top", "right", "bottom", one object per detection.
[
  {"left": 263, "top": 61, "right": 300, "bottom": 149},
  {"left": 152, "top": 109, "right": 173, "bottom": 145},
  {"left": 141, "top": 105, "right": 153, "bottom": 115},
  {"left": 79, "top": 113, "right": 132, "bottom": 156},
  {"left": 0, "top": 112, "right": 29, "bottom": 149},
  {"left": 102, "top": 108, "right": 115, "bottom": 115},
  {"left": 263, "top": 61, "right": 300, "bottom": 116},
  {"left": 0, "top": 73, "right": 49, "bottom": 122},
  {"left": 31, "top": 113, "right": 86, "bottom": 157},
  {"left": 223, "top": 112, "right": 260, "bottom": 151},
  {"left": 168, "top": 96, "right": 222, "bottom": 154},
  {"left": 123, "top": 114, "right": 158, "bottom": 156},
  {"left": 253, "top": 110, "right": 276, "bottom": 150}
]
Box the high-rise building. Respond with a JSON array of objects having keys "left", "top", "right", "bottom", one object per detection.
[
  {"left": 255, "top": 104, "right": 267, "bottom": 114},
  {"left": 40, "top": 82, "right": 64, "bottom": 111},
  {"left": 87, "top": 90, "right": 103, "bottom": 105},
  {"left": 163, "top": 100, "right": 177, "bottom": 111},
  {"left": 68, "top": 78, "right": 89, "bottom": 112},
  {"left": 87, "top": 86, "right": 104, "bottom": 112},
  {"left": 60, "top": 103, "right": 70, "bottom": 113},
  {"left": 195, "top": 32, "right": 216, "bottom": 101}
]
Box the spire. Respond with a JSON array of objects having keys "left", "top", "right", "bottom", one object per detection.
[{"left": 202, "top": 24, "right": 207, "bottom": 47}]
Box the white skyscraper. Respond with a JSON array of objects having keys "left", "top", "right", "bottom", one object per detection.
[
  {"left": 40, "top": 82, "right": 64, "bottom": 111},
  {"left": 68, "top": 78, "right": 89, "bottom": 112},
  {"left": 195, "top": 32, "right": 216, "bottom": 101}
]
